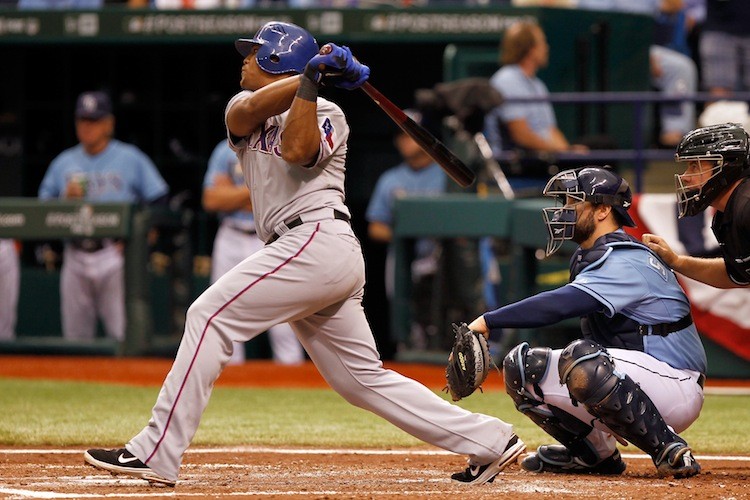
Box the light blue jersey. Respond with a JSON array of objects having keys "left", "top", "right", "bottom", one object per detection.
[
  {"left": 570, "top": 238, "right": 707, "bottom": 373},
  {"left": 366, "top": 162, "right": 446, "bottom": 225},
  {"left": 38, "top": 139, "right": 167, "bottom": 203},
  {"left": 485, "top": 64, "right": 557, "bottom": 154},
  {"left": 366, "top": 162, "right": 446, "bottom": 259},
  {"left": 202, "top": 140, "right": 254, "bottom": 229}
]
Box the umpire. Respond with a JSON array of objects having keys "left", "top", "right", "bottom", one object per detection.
[{"left": 644, "top": 122, "right": 750, "bottom": 288}]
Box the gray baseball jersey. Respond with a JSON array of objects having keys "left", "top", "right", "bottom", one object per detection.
[{"left": 125, "top": 90, "right": 514, "bottom": 482}]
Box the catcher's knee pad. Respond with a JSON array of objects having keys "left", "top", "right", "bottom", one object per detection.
[
  {"left": 558, "top": 339, "right": 681, "bottom": 460},
  {"left": 504, "top": 342, "right": 599, "bottom": 465}
]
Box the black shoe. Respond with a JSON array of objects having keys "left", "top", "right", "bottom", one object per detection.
[
  {"left": 521, "top": 445, "right": 626, "bottom": 475},
  {"left": 84, "top": 448, "right": 176, "bottom": 487},
  {"left": 654, "top": 442, "right": 701, "bottom": 478},
  {"left": 451, "top": 434, "right": 526, "bottom": 485}
]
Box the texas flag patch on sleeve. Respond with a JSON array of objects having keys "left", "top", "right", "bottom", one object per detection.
[{"left": 322, "top": 118, "right": 334, "bottom": 149}]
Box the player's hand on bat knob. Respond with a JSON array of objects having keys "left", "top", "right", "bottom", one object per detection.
[{"left": 305, "top": 43, "right": 370, "bottom": 90}]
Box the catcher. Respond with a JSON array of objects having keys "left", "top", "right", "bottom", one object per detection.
[{"left": 446, "top": 166, "right": 705, "bottom": 478}]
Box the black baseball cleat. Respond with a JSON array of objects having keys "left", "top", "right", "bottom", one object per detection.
[
  {"left": 521, "top": 445, "right": 626, "bottom": 475},
  {"left": 84, "top": 448, "right": 176, "bottom": 487},
  {"left": 654, "top": 442, "right": 701, "bottom": 479},
  {"left": 451, "top": 434, "right": 526, "bottom": 485}
]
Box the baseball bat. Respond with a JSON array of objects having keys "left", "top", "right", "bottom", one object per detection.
[{"left": 360, "top": 82, "right": 476, "bottom": 188}]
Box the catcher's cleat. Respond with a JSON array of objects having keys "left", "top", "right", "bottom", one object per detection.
[
  {"left": 451, "top": 434, "right": 526, "bottom": 485},
  {"left": 654, "top": 442, "right": 701, "bottom": 479},
  {"left": 84, "top": 448, "right": 176, "bottom": 487},
  {"left": 521, "top": 445, "right": 626, "bottom": 475}
]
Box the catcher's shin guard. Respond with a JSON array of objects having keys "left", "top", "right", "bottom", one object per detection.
[
  {"left": 558, "top": 339, "right": 687, "bottom": 465},
  {"left": 503, "top": 343, "right": 600, "bottom": 466}
]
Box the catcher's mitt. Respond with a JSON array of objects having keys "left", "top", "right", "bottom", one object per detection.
[{"left": 444, "top": 322, "right": 491, "bottom": 401}]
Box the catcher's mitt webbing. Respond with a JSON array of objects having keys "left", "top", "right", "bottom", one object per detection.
[{"left": 444, "top": 322, "right": 491, "bottom": 401}]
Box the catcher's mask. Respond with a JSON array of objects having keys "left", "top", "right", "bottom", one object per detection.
[
  {"left": 542, "top": 167, "right": 636, "bottom": 256},
  {"left": 235, "top": 22, "right": 319, "bottom": 75},
  {"left": 674, "top": 122, "right": 750, "bottom": 218}
]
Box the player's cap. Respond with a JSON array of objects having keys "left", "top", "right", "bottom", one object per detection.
[{"left": 75, "top": 91, "right": 112, "bottom": 120}]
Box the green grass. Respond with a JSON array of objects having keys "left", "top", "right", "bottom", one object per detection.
[{"left": 0, "top": 378, "right": 746, "bottom": 454}]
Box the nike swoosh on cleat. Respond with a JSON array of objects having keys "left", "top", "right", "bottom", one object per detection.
[
  {"left": 469, "top": 466, "right": 481, "bottom": 477},
  {"left": 117, "top": 453, "right": 140, "bottom": 464}
]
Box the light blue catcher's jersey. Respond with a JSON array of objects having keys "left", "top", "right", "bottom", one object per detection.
[
  {"left": 38, "top": 139, "right": 168, "bottom": 203},
  {"left": 570, "top": 239, "right": 707, "bottom": 374},
  {"left": 202, "top": 140, "right": 254, "bottom": 229}
]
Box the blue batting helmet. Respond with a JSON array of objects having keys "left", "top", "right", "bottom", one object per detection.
[{"left": 235, "top": 22, "right": 319, "bottom": 75}]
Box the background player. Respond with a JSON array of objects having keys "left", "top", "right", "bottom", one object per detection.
[
  {"left": 38, "top": 91, "right": 169, "bottom": 341},
  {"left": 83, "top": 21, "right": 524, "bottom": 487},
  {"left": 0, "top": 238, "right": 20, "bottom": 340},
  {"left": 202, "top": 138, "right": 304, "bottom": 365},
  {"left": 467, "top": 167, "right": 704, "bottom": 478},
  {"left": 365, "top": 111, "right": 447, "bottom": 350},
  {"left": 643, "top": 122, "right": 750, "bottom": 288}
]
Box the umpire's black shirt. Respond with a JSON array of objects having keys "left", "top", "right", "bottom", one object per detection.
[{"left": 712, "top": 176, "right": 750, "bottom": 285}]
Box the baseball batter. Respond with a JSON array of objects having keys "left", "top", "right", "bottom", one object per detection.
[
  {"left": 84, "top": 21, "right": 524, "bottom": 487},
  {"left": 0, "top": 238, "right": 19, "bottom": 340},
  {"left": 202, "top": 139, "right": 304, "bottom": 365},
  {"left": 469, "top": 167, "right": 704, "bottom": 478},
  {"left": 38, "top": 91, "right": 168, "bottom": 341}
]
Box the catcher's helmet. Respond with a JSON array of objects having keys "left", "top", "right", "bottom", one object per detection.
[
  {"left": 674, "top": 122, "right": 750, "bottom": 218},
  {"left": 542, "top": 167, "right": 636, "bottom": 256},
  {"left": 235, "top": 22, "right": 319, "bottom": 75}
]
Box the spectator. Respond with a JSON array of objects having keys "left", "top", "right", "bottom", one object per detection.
[
  {"left": 365, "top": 111, "right": 447, "bottom": 350},
  {"left": 38, "top": 91, "right": 168, "bottom": 341},
  {"left": 484, "top": 21, "right": 589, "bottom": 192},
  {"left": 202, "top": 139, "right": 304, "bottom": 365},
  {"left": 699, "top": 0, "right": 750, "bottom": 97},
  {"left": 0, "top": 238, "right": 19, "bottom": 341},
  {"left": 578, "top": 0, "right": 698, "bottom": 147}
]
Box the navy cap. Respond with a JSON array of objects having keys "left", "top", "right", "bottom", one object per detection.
[{"left": 75, "top": 91, "right": 112, "bottom": 120}]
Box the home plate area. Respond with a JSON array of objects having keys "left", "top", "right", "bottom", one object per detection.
[{"left": 1, "top": 448, "right": 748, "bottom": 499}]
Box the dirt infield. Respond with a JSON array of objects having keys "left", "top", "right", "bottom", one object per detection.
[
  {"left": 2, "top": 355, "right": 750, "bottom": 499},
  {"left": 1, "top": 447, "right": 749, "bottom": 499}
]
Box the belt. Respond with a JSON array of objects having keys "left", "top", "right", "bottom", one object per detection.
[
  {"left": 637, "top": 313, "right": 693, "bottom": 337},
  {"left": 697, "top": 373, "right": 706, "bottom": 389},
  {"left": 70, "top": 239, "right": 106, "bottom": 253},
  {"left": 227, "top": 224, "right": 256, "bottom": 236},
  {"left": 266, "top": 209, "right": 349, "bottom": 245}
]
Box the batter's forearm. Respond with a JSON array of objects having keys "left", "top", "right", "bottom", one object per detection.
[
  {"left": 281, "top": 76, "right": 321, "bottom": 166},
  {"left": 672, "top": 255, "right": 738, "bottom": 288}
]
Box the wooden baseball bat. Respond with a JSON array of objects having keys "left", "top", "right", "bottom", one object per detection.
[{"left": 360, "top": 82, "right": 476, "bottom": 188}]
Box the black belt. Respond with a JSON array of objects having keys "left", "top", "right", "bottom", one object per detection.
[
  {"left": 697, "top": 373, "right": 706, "bottom": 389},
  {"left": 70, "top": 239, "right": 106, "bottom": 253},
  {"left": 637, "top": 313, "right": 693, "bottom": 337},
  {"left": 227, "top": 224, "right": 256, "bottom": 236},
  {"left": 266, "top": 210, "right": 349, "bottom": 245}
]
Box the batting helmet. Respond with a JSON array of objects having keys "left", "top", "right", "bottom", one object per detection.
[
  {"left": 542, "top": 167, "right": 635, "bottom": 256},
  {"left": 674, "top": 122, "right": 750, "bottom": 217},
  {"left": 235, "top": 21, "right": 319, "bottom": 75}
]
